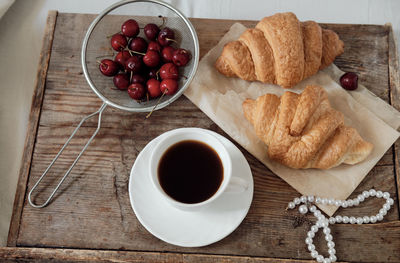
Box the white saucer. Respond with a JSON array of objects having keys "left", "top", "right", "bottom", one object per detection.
[{"left": 128, "top": 128, "right": 254, "bottom": 247}]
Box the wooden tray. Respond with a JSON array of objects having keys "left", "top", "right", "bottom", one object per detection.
[{"left": 1, "top": 11, "right": 400, "bottom": 262}]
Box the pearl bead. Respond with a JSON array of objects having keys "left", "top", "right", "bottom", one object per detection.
[
  {"left": 335, "top": 215, "right": 342, "bottom": 223},
  {"left": 307, "top": 231, "right": 315, "bottom": 238},
  {"left": 311, "top": 250, "right": 318, "bottom": 258},
  {"left": 352, "top": 198, "right": 360, "bottom": 206},
  {"left": 369, "top": 189, "right": 376, "bottom": 196},
  {"left": 328, "top": 198, "right": 334, "bottom": 205},
  {"left": 317, "top": 215, "right": 325, "bottom": 221},
  {"left": 357, "top": 195, "right": 365, "bottom": 202},
  {"left": 308, "top": 195, "right": 315, "bottom": 202},
  {"left": 329, "top": 255, "right": 337, "bottom": 262},
  {"left": 356, "top": 217, "right": 363, "bottom": 225},
  {"left": 299, "top": 205, "right": 308, "bottom": 214},
  {"left": 363, "top": 216, "right": 370, "bottom": 224},
  {"left": 370, "top": 215, "right": 377, "bottom": 223},
  {"left": 323, "top": 258, "right": 331, "bottom": 263},
  {"left": 377, "top": 214, "right": 384, "bottom": 221},
  {"left": 287, "top": 202, "right": 295, "bottom": 209},
  {"left": 342, "top": 216, "right": 349, "bottom": 223},
  {"left": 316, "top": 255, "right": 324, "bottom": 262},
  {"left": 347, "top": 199, "right": 354, "bottom": 207},
  {"left": 383, "top": 192, "right": 390, "bottom": 199},
  {"left": 325, "top": 234, "right": 333, "bottom": 241},
  {"left": 376, "top": 191, "right": 383, "bottom": 198},
  {"left": 321, "top": 220, "right": 329, "bottom": 228},
  {"left": 362, "top": 190, "right": 370, "bottom": 198},
  {"left": 311, "top": 225, "right": 318, "bottom": 232},
  {"left": 334, "top": 200, "right": 342, "bottom": 207},
  {"left": 327, "top": 241, "right": 335, "bottom": 248},
  {"left": 387, "top": 198, "right": 394, "bottom": 205},
  {"left": 294, "top": 197, "right": 301, "bottom": 204},
  {"left": 300, "top": 196, "right": 307, "bottom": 203},
  {"left": 305, "top": 237, "right": 313, "bottom": 245},
  {"left": 314, "top": 210, "right": 322, "bottom": 217},
  {"left": 310, "top": 205, "right": 317, "bottom": 212},
  {"left": 349, "top": 216, "right": 356, "bottom": 224},
  {"left": 328, "top": 248, "right": 336, "bottom": 255},
  {"left": 323, "top": 227, "right": 331, "bottom": 235},
  {"left": 316, "top": 221, "right": 323, "bottom": 228},
  {"left": 321, "top": 198, "right": 328, "bottom": 205},
  {"left": 308, "top": 244, "right": 315, "bottom": 251},
  {"left": 329, "top": 217, "right": 336, "bottom": 224},
  {"left": 341, "top": 201, "right": 348, "bottom": 208},
  {"left": 315, "top": 197, "right": 322, "bottom": 204},
  {"left": 383, "top": 203, "right": 391, "bottom": 211},
  {"left": 379, "top": 208, "right": 387, "bottom": 216}
]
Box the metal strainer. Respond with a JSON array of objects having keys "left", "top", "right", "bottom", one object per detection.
[{"left": 28, "top": 0, "right": 199, "bottom": 208}]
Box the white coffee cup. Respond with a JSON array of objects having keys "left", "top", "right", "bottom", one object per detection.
[{"left": 149, "top": 128, "right": 247, "bottom": 211}]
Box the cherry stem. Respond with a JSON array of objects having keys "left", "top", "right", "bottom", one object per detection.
[
  {"left": 158, "top": 15, "right": 166, "bottom": 28},
  {"left": 96, "top": 60, "right": 105, "bottom": 67},
  {"left": 166, "top": 38, "right": 177, "bottom": 44},
  {"left": 130, "top": 71, "right": 133, "bottom": 82},
  {"left": 130, "top": 50, "right": 146, "bottom": 56},
  {"left": 146, "top": 90, "right": 167, "bottom": 119},
  {"left": 107, "top": 31, "right": 122, "bottom": 38}
]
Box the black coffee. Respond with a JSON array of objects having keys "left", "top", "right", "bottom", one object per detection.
[{"left": 157, "top": 140, "right": 223, "bottom": 204}]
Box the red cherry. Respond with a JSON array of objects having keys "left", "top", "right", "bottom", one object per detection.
[
  {"left": 121, "top": 19, "right": 139, "bottom": 38},
  {"left": 172, "top": 48, "right": 191, "bottom": 66},
  {"left": 143, "top": 50, "right": 160, "bottom": 68},
  {"left": 99, "top": 59, "right": 119, "bottom": 76},
  {"left": 114, "top": 50, "right": 131, "bottom": 69},
  {"left": 125, "top": 56, "right": 143, "bottom": 73},
  {"left": 161, "top": 46, "right": 175, "bottom": 62},
  {"left": 131, "top": 74, "right": 146, "bottom": 84},
  {"left": 148, "top": 68, "right": 159, "bottom": 80},
  {"left": 128, "top": 83, "right": 145, "bottom": 100},
  {"left": 340, "top": 72, "right": 358, "bottom": 90},
  {"left": 113, "top": 73, "right": 130, "bottom": 90},
  {"left": 159, "top": 63, "right": 178, "bottom": 80},
  {"left": 147, "top": 41, "right": 162, "bottom": 53},
  {"left": 129, "top": 37, "right": 148, "bottom": 53},
  {"left": 110, "top": 34, "right": 127, "bottom": 51},
  {"left": 157, "top": 27, "right": 175, "bottom": 46},
  {"left": 160, "top": 79, "right": 178, "bottom": 95},
  {"left": 147, "top": 79, "right": 162, "bottom": 98},
  {"left": 144, "top": 23, "right": 160, "bottom": 41}
]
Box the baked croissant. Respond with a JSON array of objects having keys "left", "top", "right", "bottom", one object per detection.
[
  {"left": 215, "top": 12, "right": 344, "bottom": 89},
  {"left": 242, "top": 85, "right": 373, "bottom": 169}
]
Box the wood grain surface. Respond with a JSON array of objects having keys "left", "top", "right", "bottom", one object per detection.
[{"left": 5, "top": 12, "right": 400, "bottom": 262}]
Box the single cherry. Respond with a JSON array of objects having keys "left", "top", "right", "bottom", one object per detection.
[
  {"left": 131, "top": 74, "right": 146, "bottom": 84},
  {"left": 121, "top": 19, "right": 139, "bottom": 37},
  {"left": 157, "top": 27, "right": 175, "bottom": 46},
  {"left": 129, "top": 37, "right": 148, "bottom": 53},
  {"left": 161, "top": 46, "right": 175, "bottom": 62},
  {"left": 99, "top": 59, "right": 119, "bottom": 76},
  {"left": 110, "top": 34, "right": 128, "bottom": 51},
  {"left": 172, "top": 48, "right": 191, "bottom": 66},
  {"left": 113, "top": 73, "right": 130, "bottom": 90},
  {"left": 143, "top": 50, "right": 160, "bottom": 68},
  {"left": 340, "top": 72, "right": 358, "bottom": 90},
  {"left": 159, "top": 63, "right": 178, "bottom": 80},
  {"left": 144, "top": 23, "right": 160, "bottom": 41},
  {"left": 147, "top": 78, "right": 162, "bottom": 98},
  {"left": 147, "top": 41, "right": 162, "bottom": 53},
  {"left": 128, "top": 83, "right": 146, "bottom": 100},
  {"left": 125, "top": 56, "right": 143, "bottom": 73},
  {"left": 114, "top": 50, "right": 131, "bottom": 69},
  {"left": 160, "top": 79, "right": 178, "bottom": 95}
]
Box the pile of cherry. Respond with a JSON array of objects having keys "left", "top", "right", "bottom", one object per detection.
[{"left": 98, "top": 18, "right": 191, "bottom": 101}]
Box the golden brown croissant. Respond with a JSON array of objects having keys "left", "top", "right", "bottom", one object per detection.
[
  {"left": 242, "top": 85, "right": 373, "bottom": 169},
  {"left": 215, "top": 12, "right": 344, "bottom": 89}
]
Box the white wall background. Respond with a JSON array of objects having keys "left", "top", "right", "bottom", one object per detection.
[{"left": 0, "top": 0, "right": 399, "bottom": 246}]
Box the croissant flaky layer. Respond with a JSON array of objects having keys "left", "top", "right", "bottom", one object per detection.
[
  {"left": 242, "top": 85, "right": 373, "bottom": 169},
  {"left": 215, "top": 12, "right": 344, "bottom": 89}
]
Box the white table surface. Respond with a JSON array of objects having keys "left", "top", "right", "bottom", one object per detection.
[{"left": 0, "top": 0, "right": 399, "bottom": 246}]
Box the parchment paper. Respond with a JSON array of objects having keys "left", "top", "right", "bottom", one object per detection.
[{"left": 184, "top": 23, "right": 400, "bottom": 216}]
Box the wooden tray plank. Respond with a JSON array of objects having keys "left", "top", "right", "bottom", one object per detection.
[{"left": 5, "top": 12, "right": 400, "bottom": 262}]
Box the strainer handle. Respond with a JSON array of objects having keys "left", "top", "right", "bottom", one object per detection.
[{"left": 28, "top": 103, "right": 108, "bottom": 208}]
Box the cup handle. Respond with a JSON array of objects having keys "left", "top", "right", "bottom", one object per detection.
[{"left": 225, "top": 177, "right": 248, "bottom": 194}]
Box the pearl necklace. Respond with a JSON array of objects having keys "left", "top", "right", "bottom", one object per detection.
[{"left": 287, "top": 189, "right": 394, "bottom": 263}]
